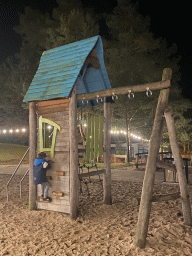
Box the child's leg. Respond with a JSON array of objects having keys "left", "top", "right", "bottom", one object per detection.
[
  {"left": 41, "top": 181, "right": 51, "bottom": 199},
  {"left": 40, "top": 184, "right": 44, "bottom": 197}
]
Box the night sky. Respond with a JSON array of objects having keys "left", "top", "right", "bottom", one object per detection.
[{"left": 0, "top": 0, "right": 191, "bottom": 99}]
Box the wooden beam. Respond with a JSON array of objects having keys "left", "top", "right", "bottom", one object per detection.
[
  {"left": 77, "top": 79, "right": 171, "bottom": 101},
  {"left": 78, "top": 169, "right": 105, "bottom": 179},
  {"left": 69, "top": 85, "right": 79, "bottom": 220},
  {"left": 29, "top": 101, "right": 37, "bottom": 210},
  {"left": 103, "top": 97, "right": 112, "bottom": 205},
  {"left": 164, "top": 107, "right": 192, "bottom": 226},
  {"left": 156, "top": 159, "right": 176, "bottom": 172},
  {"left": 134, "top": 68, "right": 172, "bottom": 249},
  {"left": 132, "top": 192, "right": 180, "bottom": 206}
]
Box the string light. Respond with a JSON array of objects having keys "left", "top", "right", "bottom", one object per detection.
[
  {"left": 110, "top": 129, "right": 150, "bottom": 142},
  {"left": 0, "top": 128, "right": 27, "bottom": 135}
]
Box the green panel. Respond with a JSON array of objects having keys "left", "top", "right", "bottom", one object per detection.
[
  {"left": 85, "top": 114, "right": 104, "bottom": 161},
  {"left": 94, "top": 115, "right": 99, "bottom": 159},
  {"left": 90, "top": 115, "right": 94, "bottom": 160},
  {"left": 86, "top": 115, "right": 91, "bottom": 161},
  {"left": 98, "top": 116, "right": 104, "bottom": 157}
]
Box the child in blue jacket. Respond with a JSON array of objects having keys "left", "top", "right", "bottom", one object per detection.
[{"left": 33, "top": 152, "right": 51, "bottom": 202}]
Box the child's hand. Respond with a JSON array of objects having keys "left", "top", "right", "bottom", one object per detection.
[{"left": 43, "top": 162, "right": 48, "bottom": 168}]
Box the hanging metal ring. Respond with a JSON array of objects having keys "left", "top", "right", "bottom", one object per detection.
[
  {"left": 82, "top": 97, "right": 88, "bottom": 104},
  {"left": 112, "top": 92, "right": 118, "bottom": 101},
  {"left": 128, "top": 90, "right": 134, "bottom": 99},
  {"left": 146, "top": 87, "right": 152, "bottom": 97}
]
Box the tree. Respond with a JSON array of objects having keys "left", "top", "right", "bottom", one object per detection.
[
  {"left": 1, "top": 0, "right": 191, "bottom": 154},
  {"left": 45, "top": 9, "right": 99, "bottom": 50},
  {"left": 103, "top": 0, "right": 180, "bottom": 88}
]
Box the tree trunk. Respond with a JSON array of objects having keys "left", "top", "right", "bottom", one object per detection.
[
  {"left": 103, "top": 97, "right": 112, "bottom": 205},
  {"left": 164, "top": 107, "right": 192, "bottom": 226},
  {"left": 29, "top": 101, "right": 37, "bottom": 210},
  {"left": 69, "top": 85, "right": 79, "bottom": 220},
  {"left": 134, "top": 68, "right": 172, "bottom": 248}
]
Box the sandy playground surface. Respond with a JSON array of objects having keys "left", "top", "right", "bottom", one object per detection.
[{"left": 1, "top": 166, "right": 192, "bottom": 256}]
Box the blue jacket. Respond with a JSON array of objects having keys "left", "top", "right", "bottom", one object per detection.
[{"left": 33, "top": 158, "right": 48, "bottom": 185}]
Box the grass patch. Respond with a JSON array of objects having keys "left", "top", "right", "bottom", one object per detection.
[
  {"left": 0, "top": 143, "right": 136, "bottom": 169},
  {"left": 0, "top": 143, "right": 29, "bottom": 165}
]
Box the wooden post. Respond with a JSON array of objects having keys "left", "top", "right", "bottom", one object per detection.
[
  {"left": 103, "top": 97, "right": 112, "bottom": 205},
  {"left": 29, "top": 101, "right": 37, "bottom": 210},
  {"left": 164, "top": 107, "right": 192, "bottom": 226},
  {"left": 69, "top": 85, "right": 79, "bottom": 220},
  {"left": 134, "top": 68, "right": 172, "bottom": 248}
]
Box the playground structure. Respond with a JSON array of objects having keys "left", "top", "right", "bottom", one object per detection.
[{"left": 23, "top": 36, "right": 191, "bottom": 248}]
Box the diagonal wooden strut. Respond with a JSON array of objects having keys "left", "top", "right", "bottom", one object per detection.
[
  {"left": 134, "top": 68, "right": 192, "bottom": 249},
  {"left": 164, "top": 107, "right": 191, "bottom": 226},
  {"left": 134, "top": 68, "right": 172, "bottom": 249}
]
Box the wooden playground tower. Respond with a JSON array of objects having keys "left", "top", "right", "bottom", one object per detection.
[{"left": 24, "top": 36, "right": 191, "bottom": 249}]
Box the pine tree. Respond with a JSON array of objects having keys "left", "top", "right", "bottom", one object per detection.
[{"left": 45, "top": 9, "right": 99, "bottom": 50}]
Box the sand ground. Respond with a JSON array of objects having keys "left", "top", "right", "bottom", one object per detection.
[{"left": 0, "top": 165, "right": 192, "bottom": 255}]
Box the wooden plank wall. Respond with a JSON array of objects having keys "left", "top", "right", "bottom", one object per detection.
[{"left": 36, "top": 98, "right": 70, "bottom": 214}]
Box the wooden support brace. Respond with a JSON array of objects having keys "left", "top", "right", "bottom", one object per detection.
[
  {"left": 69, "top": 85, "right": 79, "bottom": 220},
  {"left": 134, "top": 68, "right": 172, "bottom": 249},
  {"left": 164, "top": 107, "right": 192, "bottom": 226},
  {"left": 78, "top": 169, "right": 105, "bottom": 179},
  {"left": 103, "top": 97, "right": 112, "bottom": 205},
  {"left": 156, "top": 160, "right": 176, "bottom": 172},
  {"left": 29, "top": 101, "right": 37, "bottom": 210},
  {"left": 132, "top": 192, "right": 180, "bottom": 206}
]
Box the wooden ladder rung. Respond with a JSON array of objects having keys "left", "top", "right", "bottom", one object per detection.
[
  {"left": 46, "top": 176, "right": 52, "bottom": 180},
  {"left": 55, "top": 171, "right": 65, "bottom": 176},
  {"left": 52, "top": 191, "right": 64, "bottom": 197}
]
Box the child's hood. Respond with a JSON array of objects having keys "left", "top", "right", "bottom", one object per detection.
[{"left": 34, "top": 158, "right": 46, "bottom": 166}]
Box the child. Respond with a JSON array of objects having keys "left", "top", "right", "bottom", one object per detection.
[{"left": 33, "top": 152, "right": 51, "bottom": 202}]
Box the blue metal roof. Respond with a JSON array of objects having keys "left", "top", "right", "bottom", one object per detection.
[{"left": 23, "top": 35, "right": 111, "bottom": 103}]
